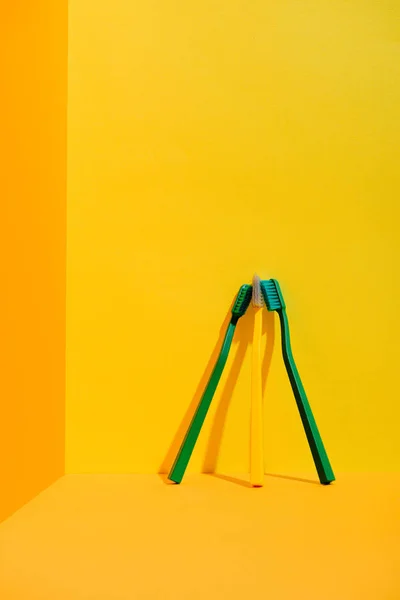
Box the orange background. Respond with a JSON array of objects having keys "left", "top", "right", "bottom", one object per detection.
[
  {"left": 0, "top": 473, "right": 399, "bottom": 600},
  {"left": 0, "top": 2, "right": 67, "bottom": 522},
  {"left": 0, "top": 3, "right": 399, "bottom": 599}
]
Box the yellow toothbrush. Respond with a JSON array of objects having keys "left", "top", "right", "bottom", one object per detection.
[{"left": 251, "top": 274, "right": 264, "bottom": 487}]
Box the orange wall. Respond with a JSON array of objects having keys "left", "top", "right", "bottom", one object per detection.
[{"left": 0, "top": 2, "right": 67, "bottom": 522}]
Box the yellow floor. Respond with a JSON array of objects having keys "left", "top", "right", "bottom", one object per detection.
[{"left": 0, "top": 474, "right": 399, "bottom": 599}]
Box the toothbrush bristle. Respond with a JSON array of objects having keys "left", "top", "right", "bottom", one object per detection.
[
  {"left": 232, "top": 284, "right": 252, "bottom": 318},
  {"left": 252, "top": 274, "right": 264, "bottom": 308},
  {"left": 260, "top": 279, "right": 285, "bottom": 311}
]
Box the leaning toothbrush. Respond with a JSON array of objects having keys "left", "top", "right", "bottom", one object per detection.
[
  {"left": 168, "top": 284, "right": 253, "bottom": 484},
  {"left": 260, "top": 279, "right": 335, "bottom": 485},
  {"left": 250, "top": 275, "right": 264, "bottom": 487}
]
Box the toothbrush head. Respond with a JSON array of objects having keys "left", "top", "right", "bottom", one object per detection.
[
  {"left": 260, "top": 279, "right": 286, "bottom": 311},
  {"left": 231, "top": 284, "right": 252, "bottom": 319},
  {"left": 252, "top": 274, "right": 264, "bottom": 308}
]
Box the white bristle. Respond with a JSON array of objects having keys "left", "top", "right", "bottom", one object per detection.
[{"left": 252, "top": 274, "right": 263, "bottom": 307}]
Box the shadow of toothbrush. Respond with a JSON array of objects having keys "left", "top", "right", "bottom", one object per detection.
[
  {"left": 159, "top": 299, "right": 276, "bottom": 481},
  {"left": 207, "top": 473, "right": 253, "bottom": 488},
  {"left": 158, "top": 304, "right": 236, "bottom": 475},
  {"left": 202, "top": 313, "right": 252, "bottom": 473},
  {"left": 203, "top": 309, "right": 275, "bottom": 476},
  {"left": 265, "top": 473, "right": 320, "bottom": 485}
]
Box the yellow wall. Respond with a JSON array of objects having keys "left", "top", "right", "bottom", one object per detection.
[
  {"left": 67, "top": 1, "right": 400, "bottom": 474},
  {"left": 0, "top": 2, "right": 67, "bottom": 521}
]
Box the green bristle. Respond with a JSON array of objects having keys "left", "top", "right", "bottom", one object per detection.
[
  {"left": 260, "top": 279, "right": 286, "bottom": 311},
  {"left": 231, "top": 284, "right": 252, "bottom": 318}
]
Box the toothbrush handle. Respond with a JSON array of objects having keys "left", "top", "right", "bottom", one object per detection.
[
  {"left": 168, "top": 319, "right": 237, "bottom": 484},
  {"left": 250, "top": 307, "right": 264, "bottom": 486},
  {"left": 278, "top": 309, "right": 335, "bottom": 484}
]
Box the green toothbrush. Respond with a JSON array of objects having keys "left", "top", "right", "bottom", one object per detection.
[
  {"left": 260, "top": 279, "right": 335, "bottom": 485},
  {"left": 168, "top": 284, "right": 252, "bottom": 484}
]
